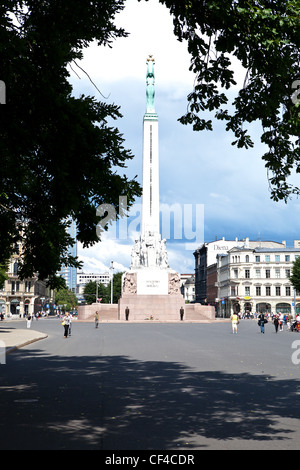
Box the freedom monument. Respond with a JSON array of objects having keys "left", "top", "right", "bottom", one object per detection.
[
  {"left": 78, "top": 57, "right": 214, "bottom": 322},
  {"left": 118, "top": 55, "right": 185, "bottom": 320}
]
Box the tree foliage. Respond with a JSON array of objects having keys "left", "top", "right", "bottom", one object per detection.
[
  {"left": 1, "top": 0, "right": 299, "bottom": 287},
  {"left": 55, "top": 287, "right": 78, "bottom": 312},
  {"left": 290, "top": 256, "right": 300, "bottom": 293},
  {"left": 158, "top": 0, "right": 300, "bottom": 201},
  {"left": 0, "top": 0, "right": 141, "bottom": 288},
  {"left": 83, "top": 272, "right": 123, "bottom": 305}
]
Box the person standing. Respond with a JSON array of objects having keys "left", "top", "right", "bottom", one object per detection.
[
  {"left": 180, "top": 307, "right": 184, "bottom": 321},
  {"left": 231, "top": 313, "right": 239, "bottom": 334}
]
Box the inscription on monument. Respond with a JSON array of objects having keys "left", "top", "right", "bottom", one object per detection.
[{"left": 137, "top": 270, "right": 168, "bottom": 295}]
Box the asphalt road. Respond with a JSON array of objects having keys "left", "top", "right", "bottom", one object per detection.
[{"left": 1, "top": 318, "right": 300, "bottom": 450}]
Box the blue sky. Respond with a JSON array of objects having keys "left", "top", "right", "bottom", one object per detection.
[{"left": 69, "top": 0, "right": 300, "bottom": 275}]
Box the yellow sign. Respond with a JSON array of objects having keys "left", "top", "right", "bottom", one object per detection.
[{"left": 244, "top": 296, "right": 251, "bottom": 300}]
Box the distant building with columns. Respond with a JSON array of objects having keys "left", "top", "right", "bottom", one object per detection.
[{"left": 0, "top": 243, "right": 54, "bottom": 317}]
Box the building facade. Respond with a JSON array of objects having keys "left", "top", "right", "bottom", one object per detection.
[
  {"left": 180, "top": 274, "right": 195, "bottom": 303},
  {"left": 194, "top": 237, "right": 286, "bottom": 304},
  {"left": 216, "top": 243, "right": 300, "bottom": 318},
  {"left": 0, "top": 247, "right": 54, "bottom": 317},
  {"left": 58, "top": 218, "right": 78, "bottom": 292}
]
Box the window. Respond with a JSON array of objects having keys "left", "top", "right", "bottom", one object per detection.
[
  {"left": 245, "top": 255, "right": 250, "bottom": 263},
  {"left": 245, "top": 287, "right": 250, "bottom": 296},
  {"left": 266, "top": 269, "right": 271, "bottom": 279},
  {"left": 286, "top": 287, "right": 291, "bottom": 296},
  {"left": 285, "top": 255, "right": 290, "bottom": 262},
  {"left": 275, "top": 269, "right": 280, "bottom": 279},
  {"left": 245, "top": 269, "right": 250, "bottom": 279},
  {"left": 275, "top": 255, "right": 280, "bottom": 262},
  {"left": 13, "top": 262, "right": 19, "bottom": 275},
  {"left": 25, "top": 281, "right": 31, "bottom": 293},
  {"left": 255, "top": 256, "right": 260, "bottom": 262},
  {"left": 256, "top": 286, "right": 261, "bottom": 296},
  {"left": 265, "top": 255, "right": 270, "bottom": 263},
  {"left": 276, "top": 287, "right": 281, "bottom": 296},
  {"left": 231, "top": 286, "right": 237, "bottom": 296},
  {"left": 286, "top": 269, "right": 291, "bottom": 278},
  {"left": 234, "top": 269, "right": 238, "bottom": 279},
  {"left": 266, "top": 286, "right": 271, "bottom": 296},
  {"left": 256, "top": 269, "right": 261, "bottom": 278}
]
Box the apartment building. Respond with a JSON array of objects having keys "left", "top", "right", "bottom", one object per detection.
[
  {"left": 194, "top": 237, "right": 285, "bottom": 304},
  {"left": 216, "top": 242, "right": 300, "bottom": 318},
  {"left": 0, "top": 245, "right": 54, "bottom": 317}
]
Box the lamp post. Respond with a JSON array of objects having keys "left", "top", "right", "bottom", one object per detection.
[{"left": 110, "top": 261, "right": 114, "bottom": 304}]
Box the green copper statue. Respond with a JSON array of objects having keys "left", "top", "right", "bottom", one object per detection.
[{"left": 146, "top": 55, "right": 155, "bottom": 113}]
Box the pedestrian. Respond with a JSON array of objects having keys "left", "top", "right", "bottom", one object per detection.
[
  {"left": 125, "top": 306, "right": 130, "bottom": 321},
  {"left": 278, "top": 312, "right": 283, "bottom": 331},
  {"left": 258, "top": 311, "right": 267, "bottom": 334},
  {"left": 27, "top": 315, "right": 32, "bottom": 329},
  {"left": 62, "top": 312, "right": 71, "bottom": 338},
  {"left": 287, "top": 314, "right": 292, "bottom": 331},
  {"left": 231, "top": 312, "right": 239, "bottom": 334},
  {"left": 95, "top": 311, "right": 99, "bottom": 328},
  {"left": 273, "top": 315, "right": 279, "bottom": 333},
  {"left": 180, "top": 307, "right": 184, "bottom": 321},
  {"left": 68, "top": 314, "right": 72, "bottom": 336}
]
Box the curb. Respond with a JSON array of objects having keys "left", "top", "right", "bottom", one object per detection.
[{"left": 6, "top": 334, "right": 48, "bottom": 355}]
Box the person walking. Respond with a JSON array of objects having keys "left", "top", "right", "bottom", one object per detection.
[
  {"left": 273, "top": 315, "right": 280, "bottom": 333},
  {"left": 95, "top": 311, "right": 99, "bottom": 328},
  {"left": 62, "top": 312, "right": 71, "bottom": 338},
  {"left": 26, "top": 315, "right": 32, "bottom": 329},
  {"left": 231, "top": 312, "right": 239, "bottom": 334},
  {"left": 258, "top": 311, "right": 267, "bottom": 334},
  {"left": 287, "top": 314, "right": 291, "bottom": 330}
]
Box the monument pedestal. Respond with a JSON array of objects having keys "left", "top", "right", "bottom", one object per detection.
[
  {"left": 118, "top": 293, "right": 185, "bottom": 321},
  {"left": 119, "top": 268, "right": 185, "bottom": 321}
]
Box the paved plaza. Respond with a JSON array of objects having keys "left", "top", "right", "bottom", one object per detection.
[{"left": 1, "top": 318, "right": 300, "bottom": 450}]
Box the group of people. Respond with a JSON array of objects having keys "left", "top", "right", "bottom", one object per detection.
[{"left": 231, "top": 311, "right": 297, "bottom": 335}]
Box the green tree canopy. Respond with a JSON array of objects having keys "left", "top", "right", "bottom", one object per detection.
[
  {"left": 83, "top": 280, "right": 110, "bottom": 305},
  {"left": 83, "top": 272, "right": 123, "bottom": 305},
  {"left": 55, "top": 287, "right": 78, "bottom": 312},
  {"left": 107, "top": 271, "right": 124, "bottom": 304},
  {"left": 0, "top": 0, "right": 141, "bottom": 288},
  {"left": 158, "top": 0, "right": 300, "bottom": 201},
  {"left": 290, "top": 257, "right": 300, "bottom": 292},
  {"left": 1, "top": 0, "right": 299, "bottom": 288}
]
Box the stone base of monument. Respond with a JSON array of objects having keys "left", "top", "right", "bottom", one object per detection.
[
  {"left": 77, "top": 301, "right": 215, "bottom": 322},
  {"left": 119, "top": 268, "right": 185, "bottom": 320},
  {"left": 118, "top": 293, "right": 185, "bottom": 321},
  {"left": 117, "top": 268, "right": 215, "bottom": 322},
  {"left": 78, "top": 268, "right": 215, "bottom": 322}
]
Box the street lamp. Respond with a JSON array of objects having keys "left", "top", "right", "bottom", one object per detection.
[{"left": 110, "top": 261, "right": 114, "bottom": 304}]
